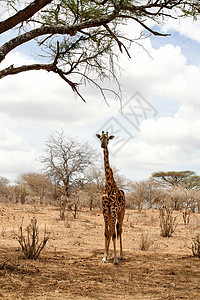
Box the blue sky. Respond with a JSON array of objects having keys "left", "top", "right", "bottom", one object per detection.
[
  {"left": 1, "top": 15, "right": 200, "bottom": 183},
  {"left": 151, "top": 29, "right": 200, "bottom": 66}
]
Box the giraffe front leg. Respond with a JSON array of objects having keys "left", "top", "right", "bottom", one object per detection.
[
  {"left": 119, "top": 233, "right": 124, "bottom": 261},
  {"left": 111, "top": 219, "right": 118, "bottom": 265},
  {"left": 118, "top": 208, "right": 125, "bottom": 261},
  {"left": 102, "top": 230, "right": 110, "bottom": 263},
  {"left": 112, "top": 231, "right": 118, "bottom": 265},
  {"left": 102, "top": 234, "right": 107, "bottom": 263},
  {"left": 102, "top": 214, "right": 110, "bottom": 263}
]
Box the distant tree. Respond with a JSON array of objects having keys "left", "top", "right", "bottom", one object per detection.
[
  {"left": 40, "top": 131, "right": 98, "bottom": 218},
  {"left": 85, "top": 166, "right": 132, "bottom": 210},
  {"left": 86, "top": 166, "right": 105, "bottom": 192},
  {"left": 128, "top": 179, "right": 158, "bottom": 211},
  {"left": 14, "top": 185, "right": 29, "bottom": 204},
  {"left": 0, "top": 0, "right": 199, "bottom": 101},
  {"left": 196, "top": 191, "right": 200, "bottom": 214},
  {"left": 152, "top": 171, "right": 200, "bottom": 189},
  {"left": 19, "top": 172, "right": 53, "bottom": 203},
  {"left": 114, "top": 173, "right": 133, "bottom": 193},
  {"left": 85, "top": 166, "right": 105, "bottom": 210},
  {"left": 0, "top": 177, "right": 10, "bottom": 202},
  {"left": 41, "top": 131, "right": 98, "bottom": 195}
]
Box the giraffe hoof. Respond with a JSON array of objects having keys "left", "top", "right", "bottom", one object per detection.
[
  {"left": 102, "top": 257, "right": 107, "bottom": 263},
  {"left": 113, "top": 257, "right": 119, "bottom": 265},
  {"left": 120, "top": 254, "right": 124, "bottom": 261}
]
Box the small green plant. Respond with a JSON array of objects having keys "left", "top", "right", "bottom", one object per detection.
[
  {"left": 17, "top": 217, "right": 50, "bottom": 259},
  {"left": 159, "top": 205, "right": 177, "bottom": 237}
]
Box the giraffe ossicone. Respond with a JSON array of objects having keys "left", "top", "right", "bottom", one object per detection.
[{"left": 96, "top": 131, "right": 125, "bottom": 265}]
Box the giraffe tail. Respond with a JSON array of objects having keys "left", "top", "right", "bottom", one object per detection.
[{"left": 116, "top": 221, "right": 119, "bottom": 239}]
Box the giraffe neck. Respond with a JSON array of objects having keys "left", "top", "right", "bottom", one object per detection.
[{"left": 103, "top": 147, "right": 116, "bottom": 187}]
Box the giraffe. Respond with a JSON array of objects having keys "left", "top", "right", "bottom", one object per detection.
[{"left": 96, "top": 131, "right": 125, "bottom": 265}]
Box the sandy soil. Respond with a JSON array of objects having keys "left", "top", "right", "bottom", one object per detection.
[{"left": 0, "top": 203, "right": 200, "bottom": 299}]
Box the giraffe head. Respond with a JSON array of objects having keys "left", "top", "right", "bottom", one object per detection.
[{"left": 96, "top": 131, "right": 114, "bottom": 148}]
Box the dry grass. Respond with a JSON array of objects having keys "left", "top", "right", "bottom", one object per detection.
[
  {"left": 0, "top": 204, "right": 200, "bottom": 299},
  {"left": 138, "top": 232, "right": 153, "bottom": 251}
]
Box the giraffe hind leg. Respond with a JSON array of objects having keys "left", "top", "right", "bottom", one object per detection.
[
  {"left": 112, "top": 233, "right": 118, "bottom": 265},
  {"left": 102, "top": 200, "right": 112, "bottom": 263}
]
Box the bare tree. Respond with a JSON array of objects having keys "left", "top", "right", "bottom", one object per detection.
[
  {"left": 0, "top": 1, "right": 199, "bottom": 101},
  {"left": 84, "top": 166, "right": 105, "bottom": 210},
  {"left": 40, "top": 130, "right": 98, "bottom": 218},
  {"left": 128, "top": 179, "right": 159, "bottom": 211}
]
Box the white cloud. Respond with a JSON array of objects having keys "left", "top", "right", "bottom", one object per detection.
[
  {"left": 140, "top": 116, "right": 200, "bottom": 151},
  {"left": 102, "top": 37, "right": 200, "bottom": 178},
  {"left": 1, "top": 18, "right": 200, "bottom": 181},
  {"left": 0, "top": 126, "right": 36, "bottom": 176},
  {"left": 0, "top": 52, "right": 118, "bottom": 129},
  {"left": 163, "top": 17, "right": 200, "bottom": 44}
]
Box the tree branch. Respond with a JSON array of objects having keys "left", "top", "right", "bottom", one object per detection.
[
  {"left": 103, "top": 24, "right": 131, "bottom": 58},
  {"left": 0, "top": 0, "right": 53, "bottom": 34},
  {"left": 0, "top": 63, "right": 56, "bottom": 79},
  {"left": 119, "top": 15, "right": 170, "bottom": 37},
  {"left": 0, "top": 5, "right": 122, "bottom": 64}
]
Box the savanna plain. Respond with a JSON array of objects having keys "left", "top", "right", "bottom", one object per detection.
[{"left": 0, "top": 203, "right": 200, "bottom": 300}]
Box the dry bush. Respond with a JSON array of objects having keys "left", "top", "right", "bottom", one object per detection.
[
  {"left": 138, "top": 232, "right": 152, "bottom": 251},
  {"left": 64, "top": 211, "right": 73, "bottom": 228},
  {"left": 191, "top": 234, "right": 200, "bottom": 258},
  {"left": 17, "top": 217, "right": 50, "bottom": 259},
  {"left": 159, "top": 205, "right": 177, "bottom": 237},
  {"left": 182, "top": 208, "right": 191, "bottom": 225},
  {"left": 1, "top": 227, "right": 6, "bottom": 238}
]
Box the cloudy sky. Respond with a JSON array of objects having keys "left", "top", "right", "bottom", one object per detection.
[{"left": 1, "top": 15, "right": 200, "bottom": 183}]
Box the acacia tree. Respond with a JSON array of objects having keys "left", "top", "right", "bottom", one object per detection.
[
  {"left": 0, "top": 1, "right": 199, "bottom": 101},
  {"left": 152, "top": 171, "right": 200, "bottom": 189},
  {"left": 152, "top": 171, "right": 200, "bottom": 211}
]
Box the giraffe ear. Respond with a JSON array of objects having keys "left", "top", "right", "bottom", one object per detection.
[
  {"left": 109, "top": 135, "right": 115, "bottom": 140},
  {"left": 96, "top": 134, "right": 101, "bottom": 139}
]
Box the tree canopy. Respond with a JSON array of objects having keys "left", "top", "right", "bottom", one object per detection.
[
  {"left": 152, "top": 170, "right": 200, "bottom": 189},
  {"left": 0, "top": 0, "right": 199, "bottom": 101}
]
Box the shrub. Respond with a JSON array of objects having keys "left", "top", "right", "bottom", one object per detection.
[
  {"left": 182, "top": 208, "right": 191, "bottom": 225},
  {"left": 138, "top": 232, "right": 152, "bottom": 251},
  {"left": 159, "top": 205, "right": 177, "bottom": 237},
  {"left": 191, "top": 234, "right": 200, "bottom": 258},
  {"left": 17, "top": 217, "right": 50, "bottom": 259}
]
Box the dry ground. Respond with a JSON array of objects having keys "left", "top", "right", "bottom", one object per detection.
[{"left": 0, "top": 203, "right": 200, "bottom": 299}]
